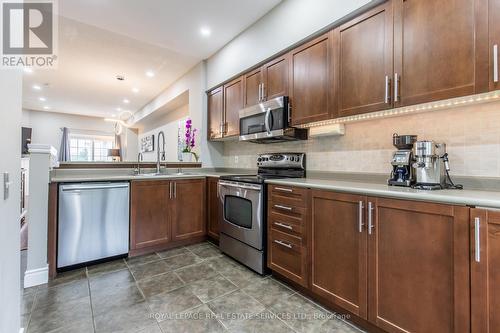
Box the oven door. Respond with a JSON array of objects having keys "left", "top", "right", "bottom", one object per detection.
[{"left": 218, "top": 180, "right": 263, "bottom": 250}]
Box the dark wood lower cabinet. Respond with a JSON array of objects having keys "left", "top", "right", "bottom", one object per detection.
[
  {"left": 130, "top": 179, "right": 206, "bottom": 255},
  {"left": 269, "top": 186, "right": 473, "bottom": 333},
  {"left": 311, "top": 191, "right": 368, "bottom": 319},
  {"left": 368, "top": 197, "right": 470, "bottom": 333},
  {"left": 171, "top": 179, "right": 206, "bottom": 241},
  {"left": 207, "top": 177, "right": 220, "bottom": 240},
  {"left": 130, "top": 180, "right": 170, "bottom": 250},
  {"left": 470, "top": 208, "right": 500, "bottom": 332}
]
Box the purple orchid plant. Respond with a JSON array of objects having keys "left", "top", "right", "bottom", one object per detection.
[{"left": 182, "top": 118, "right": 199, "bottom": 161}]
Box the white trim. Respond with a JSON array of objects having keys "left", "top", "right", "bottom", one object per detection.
[
  {"left": 27, "top": 144, "right": 58, "bottom": 157},
  {"left": 20, "top": 328, "right": 25, "bottom": 333},
  {"left": 24, "top": 265, "right": 48, "bottom": 288}
]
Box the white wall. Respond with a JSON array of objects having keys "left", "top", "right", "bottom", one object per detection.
[
  {"left": 22, "top": 109, "right": 139, "bottom": 161},
  {"left": 206, "top": 0, "right": 375, "bottom": 88},
  {"left": 138, "top": 104, "right": 189, "bottom": 162},
  {"left": 0, "top": 70, "right": 22, "bottom": 333},
  {"left": 22, "top": 109, "right": 115, "bottom": 149},
  {"left": 132, "top": 62, "right": 224, "bottom": 167}
]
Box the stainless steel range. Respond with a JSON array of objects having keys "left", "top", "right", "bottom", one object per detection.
[{"left": 218, "top": 153, "right": 306, "bottom": 274}]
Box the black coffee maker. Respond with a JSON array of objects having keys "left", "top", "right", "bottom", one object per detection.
[{"left": 388, "top": 133, "right": 417, "bottom": 187}]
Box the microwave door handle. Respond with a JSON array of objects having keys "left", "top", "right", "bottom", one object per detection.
[{"left": 265, "top": 108, "right": 271, "bottom": 134}]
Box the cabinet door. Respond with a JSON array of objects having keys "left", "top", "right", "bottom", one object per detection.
[
  {"left": 289, "top": 32, "right": 334, "bottom": 125},
  {"left": 130, "top": 180, "right": 170, "bottom": 250},
  {"left": 243, "top": 68, "right": 263, "bottom": 107},
  {"left": 336, "top": 2, "right": 393, "bottom": 117},
  {"left": 368, "top": 198, "right": 470, "bottom": 333},
  {"left": 470, "top": 209, "right": 500, "bottom": 332},
  {"left": 223, "top": 76, "right": 243, "bottom": 137},
  {"left": 489, "top": 0, "right": 500, "bottom": 90},
  {"left": 171, "top": 179, "right": 206, "bottom": 241},
  {"left": 311, "top": 191, "right": 368, "bottom": 319},
  {"left": 263, "top": 55, "right": 288, "bottom": 101},
  {"left": 393, "top": 0, "right": 488, "bottom": 107},
  {"left": 207, "top": 177, "right": 220, "bottom": 240},
  {"left": 207, "top": 87, "right": 223, "bottom": 140}
]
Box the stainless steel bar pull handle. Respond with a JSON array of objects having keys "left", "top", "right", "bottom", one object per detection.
[
  {"left": 274, "top": 239, "right": 293, "bottom": 249},
  {"left": 394, "top": 73, "right": 399, "bottom": 102},
  {"left": 358, "top": 201, "right": 364, "bottom": 233},
  {"left": 169, "top": 182, "right": 173, "bottom": 199},
  {"left": 494, "top": 44, "right": 499, "bottom": 83},
  {"left": 274, "top": 222, "right": 293, "bottom": 230},
  {"left": 274, "top": 204, "right": 292, "bottom": 211},
  {"left": 384, "top": 75, "right": 391, "bottom": 104},
  {"left": 262, "top": 82, "right": 266, "bottom": 100},
  {"left": 174, "top": 182, "right": 177, "bottom": 199},
  {"left": 275, "top": 187, "right": 293, "bottom": 193},
  {"left": 474, "top": 217, "right": 481, "bottom": 263},
  {"left": 368, "top": 202, "right": 374, "bottom": 235}
]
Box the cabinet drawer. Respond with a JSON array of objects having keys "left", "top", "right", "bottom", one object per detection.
[
  {"left": 268, "top": 229, "right": 307, "bottom": 287},
  {"left": 269, "top": 211, "right": 304, "bottom": 235},
  {"left": 270, "top": 201, "right": 306, "bottom": 218},
  {"left": 269, "top": 185, "right": 307, "bottom": 206}
]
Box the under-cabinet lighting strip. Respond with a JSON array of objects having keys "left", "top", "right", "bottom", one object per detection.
[{"left": 297, "top": 90, "right": 500, "bottom": 129}]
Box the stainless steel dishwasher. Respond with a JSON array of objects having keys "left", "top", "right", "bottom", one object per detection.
[{"left": 57, "top": 182, "right": 130, "bottom": 269}]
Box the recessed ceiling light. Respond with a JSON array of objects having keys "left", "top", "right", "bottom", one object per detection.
[
  {"left": 24, "top": 67, "right": 33, "bottom": 74},
  {"left": 33, "top": 84, "right": 41, "bottom": 90},
  {"left": 145, "top": 70, "right": 155, "bottom": 78},
  {"left": 116, "top": 107, "right": 122, "bottom": 111},
  {"left": 111, "top": 114, "right": 116, "bottom": 118},
  {"left": 123, "top": 99, "right": 130, "bottom": 104},
  {"left": 43, "top": 106, "right": 51, "bottom": 110},
  {"left": 132, "top": 87, "right": 139, "bottom": 93},
  {"left": 200, "top": 27, "right": 211, "bottom": 37},
  {"left": 39, "top": 97, "right": 46, "bottom": 102}
]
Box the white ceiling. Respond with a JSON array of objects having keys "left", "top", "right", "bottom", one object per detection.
[{"left": 23, "top": 0, "right": 281, "bottom": 118}]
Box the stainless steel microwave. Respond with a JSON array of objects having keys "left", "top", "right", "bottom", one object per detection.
[{"left": 238, "top": 96, "right": 307, "bottom": 143}]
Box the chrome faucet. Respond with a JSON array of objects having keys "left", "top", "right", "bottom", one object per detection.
[
  {"left": 157, "top": 131, "right": 166, "bottom": 173},
  {"left": 136, "top": 152, "right": 143, "bottom": 174}
]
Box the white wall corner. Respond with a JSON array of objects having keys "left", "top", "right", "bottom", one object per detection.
[{"left": 24, "top": 265, "right": 49, "bottom": 288}]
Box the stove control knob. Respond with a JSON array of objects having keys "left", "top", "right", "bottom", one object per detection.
[{"left": 257, "top": 158, "right": 262, "bottom": 162}]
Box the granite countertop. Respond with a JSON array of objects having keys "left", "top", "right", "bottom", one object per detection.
[
  {"left": 50, "top": 169, "right": 254, "bottom": 183},
  {"left": 266, "top": 178, "right": 500, "bottom": 209}
]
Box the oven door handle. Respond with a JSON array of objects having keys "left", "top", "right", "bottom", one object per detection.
[
  {"left": 264, "top": 108, "right": 271, "bottom": 135},
  {"left": 218, "top": 181, "right": 262, "bottom": 191}
]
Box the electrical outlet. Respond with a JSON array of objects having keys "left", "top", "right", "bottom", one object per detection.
[{"left": 234, "top": 156, "right": 239, "bottom": 164}]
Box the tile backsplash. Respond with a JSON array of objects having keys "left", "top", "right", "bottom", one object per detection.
[{"left": 223, "top": 100, "right": 500, "bottom": 178}]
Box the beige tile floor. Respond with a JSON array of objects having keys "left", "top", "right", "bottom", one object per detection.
[{"left": 21, "top": 242, "right": 364, "bottom": 333}]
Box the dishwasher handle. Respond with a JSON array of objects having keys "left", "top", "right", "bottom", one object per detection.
[{"left": 61, "top": 183, "right": 129, "bottom": 192}]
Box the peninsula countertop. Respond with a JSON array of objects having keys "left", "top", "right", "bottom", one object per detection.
[{"left": 266, "top": 177, "right": 500, "bottom": 209}]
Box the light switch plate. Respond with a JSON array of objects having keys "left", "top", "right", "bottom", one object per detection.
[{"left": 3, "top": 172, "right": 10, "bottom": 200}]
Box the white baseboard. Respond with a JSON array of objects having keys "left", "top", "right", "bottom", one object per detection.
[{"left": 24, "top": 265, "right": 48, "bottom": 288}]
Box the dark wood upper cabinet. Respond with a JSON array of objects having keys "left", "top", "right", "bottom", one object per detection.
[
  {"left": 289, "top": 32, "right": 335, "bottom": 125},
  {"left": 223, "top": 76, "right": 243, "bottom": 137},
  {"left": 311, "top": 190, "right": 368, "bottom": 319},
  {"left": 335, "top": 2, "right": 394, "bottom": 117},
  {"left": 263, "top": 54, "right": 289, "bottom": 100},
  {"left": 207, "top": 86, "right": 223, "bottom": 140},
  {"left": 243, "top": 68, "right": 263, "bottom": 107},
  {"left": 171, "top": 179, "right": 206, "bottom": 241},
  {"left": 207, "top": 177, "right": 220, "bottom": 240},
  {"left": 368, "top": 198, "right": 470, "bottom": 333},
  {"left": 470, "top": 208, "right": 500, "bottom": 332},
  {"left": 489, "top": 0, "right": 500, "bottom": 90},
  {"left": 393, "top": 0, "right": 489, "bottom": 107},
  {"left": 130, "top": 180, "right": 170, "bottom": 250}
]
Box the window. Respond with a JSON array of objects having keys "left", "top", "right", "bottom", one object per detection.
[{"left": 69, "top": 135, "right": 115, "bottom": 162}]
